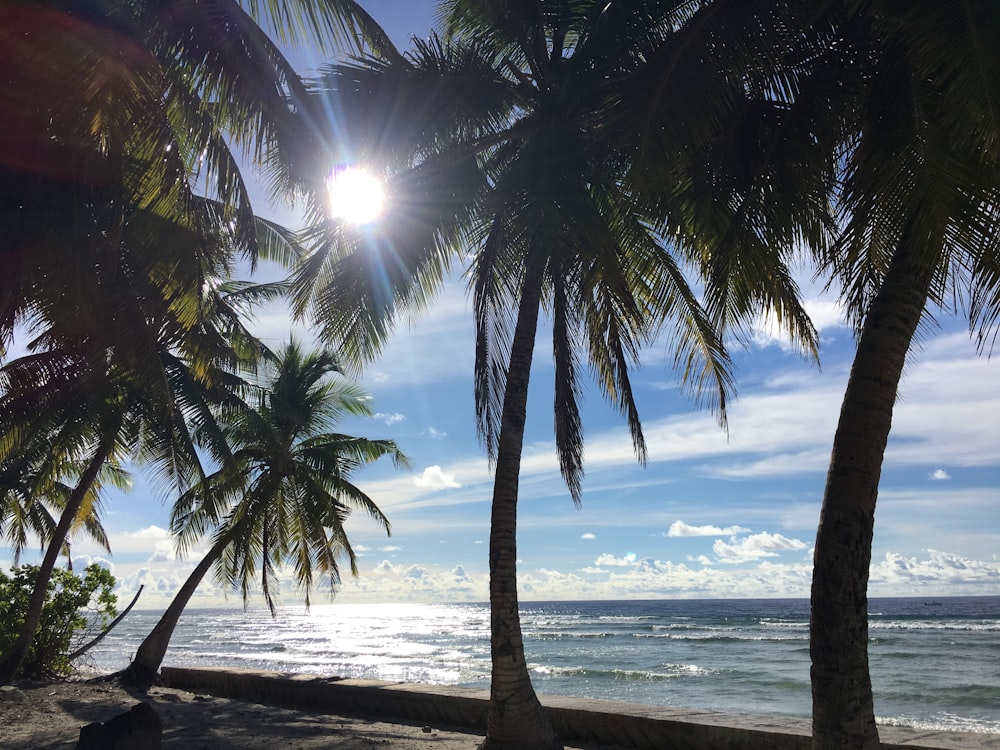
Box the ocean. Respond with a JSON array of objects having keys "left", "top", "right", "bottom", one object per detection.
[{"left": 81, "top": 596, "right": 1000, "bottom": 734}]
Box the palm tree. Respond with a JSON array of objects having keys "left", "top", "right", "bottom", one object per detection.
[
  {"left": 121, "top": 340, "right": 406, "bottom": 687},
  {"left": 0, "top": 0, "right": 384, "bottom": 684},
  {"left": 0, "top": 297, "right": 259, "bottom": 682},
  {"left": 0, "top": 429, "right": 125, "bottom": 567},
  {"left": 0, "top": 0, "right": 391, "bottom": 356},
  {"left": 289, "top": 3, "right": 827, "bottom": 746},
  {"left": 797, "top": 3, "right": 1000, "bottom": 747}
]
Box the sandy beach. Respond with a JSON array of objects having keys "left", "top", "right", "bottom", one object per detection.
[{"left": 0, "top": 678, "right": 605, "bottom": 750}]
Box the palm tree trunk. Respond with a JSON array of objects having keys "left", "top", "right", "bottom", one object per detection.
[
  {"left": 121, "top": 532, "right": 231, "bottom": 688},
  {"left": 810, "top": 235, "right": 937, "bottom": 749},
  {"left": 0, "top": 431, "right": 117, "bottom": 684},
  {"left": 481, "top": 266, "right": 559, "bottom": 750},
  {"left": 68, "top": 584, "right": 144, "bottom": 661}
]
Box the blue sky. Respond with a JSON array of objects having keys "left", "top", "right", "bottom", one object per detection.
[{"left": 3, "top": 2, "right": 999, "bottom": 607}]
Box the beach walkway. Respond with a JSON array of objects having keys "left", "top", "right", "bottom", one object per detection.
[{"left": 162, "top": 667, "right": 1000, "bottom": 750}]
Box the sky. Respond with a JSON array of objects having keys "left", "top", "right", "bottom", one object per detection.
[{"left": 3, "top": 2, "right": 999, "bottom": 609}]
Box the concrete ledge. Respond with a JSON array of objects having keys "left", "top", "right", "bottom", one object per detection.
[{"left": 160, "top": 667, "right": 1000, "bottom": 750}]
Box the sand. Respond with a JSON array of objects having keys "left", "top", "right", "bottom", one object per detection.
[{"left": 0, "top": 678, "right": 604, "bottom": 749}]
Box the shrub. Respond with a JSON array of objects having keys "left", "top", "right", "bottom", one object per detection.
[{"left": 0, "top": 563, "right": 117, "bottom": 679}]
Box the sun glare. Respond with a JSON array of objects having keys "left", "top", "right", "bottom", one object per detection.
[{"left": 328, "top": 167, "right": 385, "bottom": 224}]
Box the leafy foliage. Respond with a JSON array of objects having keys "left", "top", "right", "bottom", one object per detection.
[{"left": 0, "top": 564, "right": 117, "bottom": 680}]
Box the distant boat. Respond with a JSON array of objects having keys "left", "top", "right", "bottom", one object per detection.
[{"left": 924, "top": 601, "right": 943, "bottom": 606}]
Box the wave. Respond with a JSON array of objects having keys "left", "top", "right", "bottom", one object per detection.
[
  {"left": 633, "top": 632, "right": 807, "bottom": 643},
  {"left": 529, "top": 663, "right": 713, "bottom": 681},
  {"left": 878, "top": 713, "right": 1000, "bottom": 734},
  {"left": 869, "top": 619, "right": 1000, "bottom": 632}
]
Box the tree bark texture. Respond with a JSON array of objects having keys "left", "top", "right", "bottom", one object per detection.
[
  {"left": 810, "top": 238, "right": 937, "bottom": 749},
  {"left": 0, "top": 432, "right": 117, "bottom": 684},
  {"left": 480, "top": 267, "right": 560, "bottom": 750},
  {"left": 68, "top": 584, "right": 144, "bottom": 661},
  {"left": 122, "top": 536, "right": 230, "bottom": 687}
]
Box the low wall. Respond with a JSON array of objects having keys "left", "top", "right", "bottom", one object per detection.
[{"left": 160, "top": 667, "right": 1000, "bottom": 750}]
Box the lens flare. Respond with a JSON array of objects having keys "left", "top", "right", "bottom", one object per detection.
[{"left": 328, "top": 167, "right": 385, "bottom": 224}]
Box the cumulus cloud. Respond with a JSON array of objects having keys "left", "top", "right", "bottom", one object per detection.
[
  {"left": 147, "top": 545, "right": 176, "bottom": 563},
  {"left": 96, "top": 543, "right": 1000, "bottom": 607},
  {"left": 753, "top": 298, "right": 847, "bottom": 349},
  {"left": 593, "top": 552, "right": 637, "bottom": 567},
  {"left": 414, "top": 465, "right": 461, "bottom": 490},
  {"left": 930, "top": 469, "right": 950, "bottom": 480},
  {"left": 374, "top": 412, "right": 406, "bottom": 425},
  {"left": 667, "top": 520, "right": 751, "bottom": 537},
  {"left": 130, "top": 525, "right": 170, "bottom": 539},
  {"left": 423, "top": 427, "right": 448, "bottom": 439},
  {"left": 580, "top": 533, "right": 596, "bottom": 540},
  {"left": 869, "top": 549, "right": 1000, "bottom": 592},
  {"left": 713, "top": 532, "right": 808, "bottom": 563},
  {"left": 69, "top": 555, "right": 114, "bottom": 573}
]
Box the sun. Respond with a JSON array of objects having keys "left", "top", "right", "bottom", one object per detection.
[{"left": 327, "top": 167, "right": 385, "bottom": 224}]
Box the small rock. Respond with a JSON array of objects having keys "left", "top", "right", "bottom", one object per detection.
[
  {"left": 0, "top": 686, "right": 26, "bottom": 702},
  {"left": 76, "top": 701, "right": 162, "bottom": 750},
  {"left": 422, "top": 726, "right": 434, "bottom": 733}
]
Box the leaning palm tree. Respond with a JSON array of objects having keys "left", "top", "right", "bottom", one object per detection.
[
  {"left": 289, "top": 3, "right": 828, "bottom": 747},
  {"left": 793, "top": 3, "right": 1000, "bottom": 747},
  {"left": 0, "top": 0, "right": 386, "bottom": 684},
  {"left": 0, "top": 431, "right": 125, "bottom": 568},
  {"left": 0, "top": 298, "right": 258, "bottom": 682},
  {"left": 121, "top": 340, "right": 406, "bottom": 687}
]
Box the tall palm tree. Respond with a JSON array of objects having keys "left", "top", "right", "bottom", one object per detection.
[
  {"left": 796, "top": 2, "right": 1000, "bottom": 747},
  {"left": 0, "top": 297, "right": 259, "bottom": 682},
  {"left": 0, "top": 0, "right": 389, "bottom": 356},
  {"left": 0, "top": 0, "right": 383, "bottom": 684},
  {"left": 122, "top": 341, "right": 406, "bottom": 687},
  {"left": 289, "top": 3, "right": 828, "bottom": 747}
]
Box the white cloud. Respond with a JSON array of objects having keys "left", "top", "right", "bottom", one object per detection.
[
  {"left": 593, "top": 552, "right": 637, "bottom": 567},
  {"left": 580, "top": 533, "right": 596, "bottom": 540},
  {"left": 667, "top": 520, "right": 751, "bottom": 537},
  {"left": 930, "top": 469, "right": 950, "bottom": 481},
  {"left": 380, "top": 545, "right": 401, "bottom": 552},
  {"left": 413, "top": 465, "right": 462, "bottom": 490},
  {"left": 869, "top": 549, "right": 1000, "bottom": 592},
  {"left": 423, "top": 427, "right": 448, "bottom": 439},
  {"left": 69, "top": 555, "right": 114, "bottom": 573},
  {"left": 713, "top": 532, "right": 809, "bottom": 564},
  {"left": 752, "top": 297, "right": 848, "bottom": 349},
  {"left": 374, "top": 412, "right": 406, "bottom": 426},
  {"left": 75, "top": 544, "right": 1000, "bottom": 607},
  {"left": 130, "top": 525, "right": 170, "bottom": 539}
]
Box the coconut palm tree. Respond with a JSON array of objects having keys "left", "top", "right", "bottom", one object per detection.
[
  {"left": 0, "top": 431, "right": 125, "bottom": 567},
  {"left": 0, "top": 297, "right": 261, "bottom": 682},
  {"left": 797, "top": 2, "right": 1000, "bottom": 747},
  {"left": 0, "top": 0, "right": 391, "bottom": 355},
  {"left": 0, "top": 0, "right": 384, "bottom": 684},
  {"left": 121, "top": 340, "right": 406, "bottom": 687},
  {"left": 289, "top": 3, "right": 829, "bottom": 746}
]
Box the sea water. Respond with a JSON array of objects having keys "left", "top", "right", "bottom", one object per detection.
[{"left": 81, "top": 597, "right": 1000, "bottom": 733}]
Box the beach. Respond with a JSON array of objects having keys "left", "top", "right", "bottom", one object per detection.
[
  {"left": 5, "top": 670, "right": 1000, "bottom": 750},
  {"left": 0, "top": 678, "right": 503, "bottom": 750}
]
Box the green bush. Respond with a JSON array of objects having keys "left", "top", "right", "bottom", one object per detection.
[{"left": 0, "top": 563, "right": 118, "bottom": 679}]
